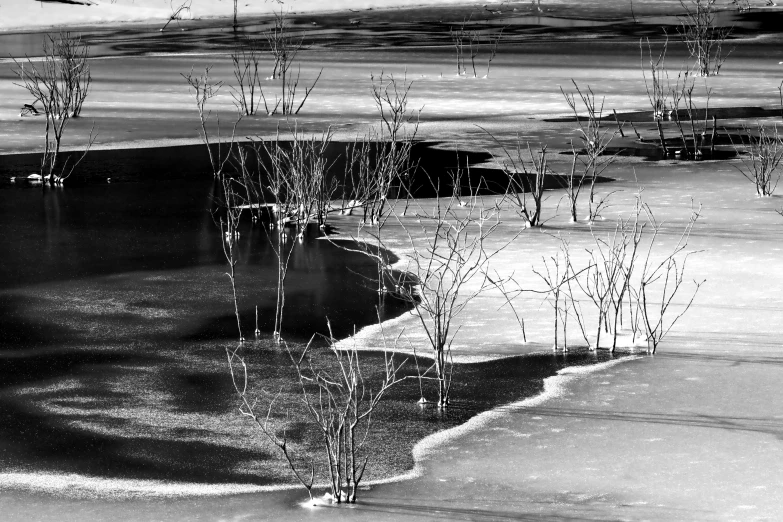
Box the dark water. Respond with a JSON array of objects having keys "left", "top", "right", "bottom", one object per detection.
[
  {"left": 0, "top": 144, "right": 621, "bottom": 489},
  {"left": 0, "top": 140, "right": 510, "bottom": 196}
]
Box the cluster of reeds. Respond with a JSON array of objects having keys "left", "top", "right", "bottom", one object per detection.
[
  {"left": 533, "top": 196, "right": 703, "bottom": 355},
  {"left": 450, "top": 18, "right": 504, "bottom": 78}
]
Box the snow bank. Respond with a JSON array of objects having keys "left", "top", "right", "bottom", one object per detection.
[{"left": 0, "top": 0, "right": 485, "bottom": 32}]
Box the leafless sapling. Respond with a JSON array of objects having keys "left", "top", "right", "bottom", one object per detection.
[
  {"left": 227, "top": 324, "right": 407, "bottom": 503},
  {"left": 182, "top": 66, "right": 238, "bottom": 178},
  {"left": 450, "top": 19, "right": 468, "bottom": 76},
  {"left": 576, "top": 209, "right": 644, "bottom": 353},
  {"left": 564, "top": 141, "right": 583, "bottom": 224},
  {"left": 533, "top": 244, "right": 572, "bottom": 352},
  {"left": 219, "top": 181, "right": 408, "bottom": 504},
  {"left": 485, "top": 29, "right": 504, "bottom": 78},
  {"left": 532, "top": 239, "right": 594, "bottom": 352},
  {"left": 226, "top": 345, "right": 316, "bottom": 499},
  {"left": 331, "top": 72, "right": 420, "bottom": 297},
  {"left": 230, "top": 39, "right": 264, "bottom": 116},
  {"left": 160, "top": 0, "right": 191, "bottom": 32},
  {"left": 778, "top": 80, "right": 783, "bottom": 121},
  {"left": 635, "top": 201, "right": 704, "bottom": 353},
  {"left": 468, "top": 30, "right": 481, "bottom": 78},
  {"left": 342, "top": 72, "right": 421, "bottom": 231},
  {"left": 730, "top": 122, "right": 783, "bottom": 196},
  {"left": 230, "top": 136, "right": 293, "bottom": 342},
  {"left": 296, "top": 322, "right": 407, "bottom": 503},
  {"left": 604, "top": 205, "right": 644, "bottom": 352},
  {"left": 640, "top": 34, "right": 670, "bottom": 121},
  {"left": 484, "top": 130, "right": 549, "bottom": 228},
  {"left": 667, "top": 70, "right": 711, "bottom": 158},
  {"left": 12, "top": 32, "right": 95, "bottom": 185},
  {"left": 391, "top": 175, "right": 505, "bottom": 408},
  {"left": 219, "top": 176, "right": 246, "bottom": 342},
  {"left": 678, "top": 0, "right": 734, "bottom": 77},
  {"left": 264, "top": 9, "right": 322, "bottom": 115},
  {"left": 364, "top": 71, "right": 419, "bottom": 223},
  {"left": 561, "top": 80, "right": 619, "bottom": 221}
]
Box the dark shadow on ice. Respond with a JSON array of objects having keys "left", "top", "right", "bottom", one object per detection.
[
  {"left": 0, "top": 400, "right": 267, "bottom": 484},
  {"left": 0, "top": 295, "right": 80, "bottom": 349}
]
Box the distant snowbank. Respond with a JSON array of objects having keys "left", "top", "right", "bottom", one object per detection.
[{"left": 0, "top": 0, "right": 482, "bottom": 32}]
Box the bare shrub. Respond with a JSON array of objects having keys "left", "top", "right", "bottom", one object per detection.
[
  {"left": 578, "top": 224, "right": 635, "bottom": 353},
  {"left": 230, "top": 142, "right": 291, "bottom": 343},
  {"left": 504, "top": 141, "right": 548, "bottom": 227},
  {"left": 249, "top": 128, "right": 337, "bottom": 237},
  {"left": 678, "top": 0, "right": 733, "bottom": 77},
  {"left": 485, "top": 29, "right": 503, "bottom": 78},
  {"left": 12, "top": 32, "right": 95, "bottom": 185},
  {"left": 533, "top": 243, "right": 575, "bottom": 352},
  {"left": 330, "top": 164, "right": 508, "bottom": 409},
  {"left": 564, "top": 195, "right": 702, "bottom": 353},
  {"left": 679, "top": 74, "right": 712, "bottom": 158},
  {"left": 450, "top": 19, "right": 504, "bottom": 78},
  {"left": 218, "top": 176, "right": 246, "bottom": 341},
  {"left": 218, "top": 168, "right": 408, "bottom": 504},
  {"left": 561, "top": 80, "right": 618, "bottom": 221},
  {"left": 230, "top": 40, "right": 264, "bottom": 116},
  {"left": 241, "top": 128, "right": 337, "bottom": 334},
  {"left": 333, "top": 73, "right": 419, "bottom": 296},
  {"left": 160, "top": 0, "right": 191, "bottom": 32},
  {"left": 482, "top": 130, "right": 550, "bottom": 228},
  {"left": 182, "top": 66, "right": 238, "bottom": 178},
  {"left": 362, "top": 71, "right": 419, "bottom": 224},
  {"left": 667, "top": 70, "right": 712, "bottom": 158},
  {"left": 450, "top": 19, "right": 468, "bottom": 76},
  {"left": 264, "top": 9, "right": 322, "bottom": 115},
  {"left": 391, "top": 171, "right": 507, "bottom": 408},
  {"left": 778, "top": 80, "right": 783, "bottom": 120},
  {"left": 226, "top": 323, "right": 407, "bottom": 503},
  {"left": 635, "top": 201, "right": 704, "bottom": 354},
  {"left": 731, "top": 123, "right": 783, "bottom": 196},
  {"left": 640, "top": 34, "right": 670, "bottom": 121}
]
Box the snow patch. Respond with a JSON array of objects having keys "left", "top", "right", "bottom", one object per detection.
[
  {"left": 0, "top": 472, "right": 286, "bottom": 499},
  {"left": 366, "top": 355, "right": 640, "bottom": 487}
]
